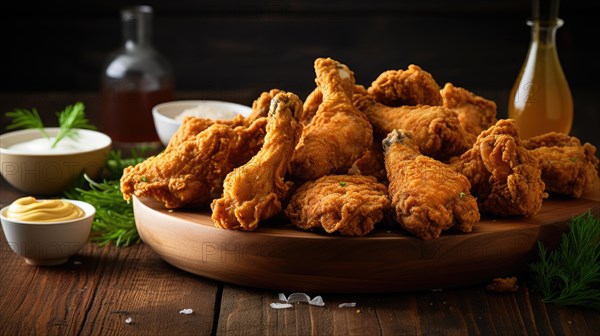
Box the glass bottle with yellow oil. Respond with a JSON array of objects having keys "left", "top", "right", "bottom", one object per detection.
[{"left": 508, "top": 0, "right": 573, "bottom": 139}]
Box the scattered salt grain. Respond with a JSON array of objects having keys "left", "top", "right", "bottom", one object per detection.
[
  {"left": 125, "top": 317, "right": 133, "bottom": 324},
  {"left": 270, "top": 303, "right": 293, "bottom": 309},
  {"left": 338, "top": 302, "right": 357, "bottom": 308},
  {"left": 179, "top": 309, "right": 193, "bottom": 315},
  {"left": 271, "top": 292, "right": 326, "bottom": 309}
]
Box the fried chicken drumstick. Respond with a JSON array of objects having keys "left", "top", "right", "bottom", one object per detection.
[
  {"left": 383, "top": 129, "right": 479, "bottom": 240},
  {"left": 289, "top": 57, "right": 373, "bottom": 181},
  {"left": 354, "top": 94, "right": 474, "bottom": 161},
  {"left": 211, "top": 92, "right": 303, "bottom": 230}
]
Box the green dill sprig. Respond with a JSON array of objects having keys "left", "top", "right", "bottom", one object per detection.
[
  {"left": 52, "top": 102, "right": 96, "bottom": 148},
  {"left": 5, "top": 107, "right": 49, "bottom": 138},
  {"left": 529, "top": 210, "right": 600, "bottom": 310},
  {"left": 67, "top": 174, "right": 140, "bottom": 247},
  {"left": 5, "top": 101, "right": 96, "bottom": 148}
]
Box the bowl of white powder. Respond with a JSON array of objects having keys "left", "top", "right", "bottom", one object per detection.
[{"left": 152, "top": 100, "right": 252, "bottom": 147}]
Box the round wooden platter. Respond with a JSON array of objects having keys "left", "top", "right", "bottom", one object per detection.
[{"left": 133, "top": 195, "right": 600, "bottom": 294}]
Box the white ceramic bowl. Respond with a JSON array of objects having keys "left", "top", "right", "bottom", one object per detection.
[
  {"left": 152, "top": 100, "right": 252, "bottom": 147},
  {"left": 0, "top": 199, "right": 95, "bottom": 266},
  {"left": 0, "top": 128, "right": 112, "bottom": 195}
]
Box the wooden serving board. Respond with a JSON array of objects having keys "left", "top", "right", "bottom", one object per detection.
[{"left": 133, "top": 195, "right": 600, "bottom": 293}]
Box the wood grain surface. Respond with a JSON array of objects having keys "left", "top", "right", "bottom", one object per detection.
[
  {"left": 133, "top": 194, "right": 600, "bottom": 294},
  {"left": 2, "top": 91, "right": 600, "bottom": 335}
]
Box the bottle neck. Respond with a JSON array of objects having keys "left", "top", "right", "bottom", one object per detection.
[
  {"left": 528, "top": 18, "right": 562, "bottom": 47},
  {"left": 121, "top": 6, "right": 153, "bottom": 49}
]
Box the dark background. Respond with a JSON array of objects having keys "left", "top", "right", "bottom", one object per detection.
[{"left": 1, "top": 0, "right": 599, "bottom": 145}]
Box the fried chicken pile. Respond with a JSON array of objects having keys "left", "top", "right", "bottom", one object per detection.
[{"left": 120, "top": 57, "right": 599, "bottom": 239}]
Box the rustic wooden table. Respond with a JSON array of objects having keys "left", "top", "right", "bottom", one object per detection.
[{"left": 1, "top": 92, "right": 599, "bottom": 335}]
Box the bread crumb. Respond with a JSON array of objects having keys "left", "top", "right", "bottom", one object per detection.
[{"left": 486, "top": 277, "right": 518, "bottom": 293}]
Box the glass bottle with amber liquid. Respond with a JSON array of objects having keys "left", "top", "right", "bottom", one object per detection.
[
  {"left": 100, "top": 5, "right": 174, "bottom": 152},
  {"left": 508, "top": 0, "right": 573, "bottom": 139}
]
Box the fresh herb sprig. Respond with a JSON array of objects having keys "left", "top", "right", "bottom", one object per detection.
[
  {"left": 5, "top": 101, "right": 96, "bottom": 148},
  {"left": 52, "top": 102, "right": 96, "bottom": 147},
  {"left": 66, "top": 174, "right": 139, "bottom": 247},
  {"left": 64, "top": 149, "right": 147, "bottom": 247},
  {"left": 529, "top": 210, "right": 600, "bottom": 310},
  {"left": 5, "top": 107, "right": 48, "bottom": 137}
]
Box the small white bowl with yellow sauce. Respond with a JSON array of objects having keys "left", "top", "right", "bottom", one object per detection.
[{"left": 1, "top": 196, "right": 95, "bottom": 266}]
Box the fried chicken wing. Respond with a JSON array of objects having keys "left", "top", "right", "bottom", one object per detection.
[
  {"left": 284, "top": 174, "right": 391, "bottom": 236},
  {"left": 522, "top": 132, "right": 599, "bottom": 198},
  {"left": 211, "top": 92, "right": 303, "bottom": 230},
  {"left": 450, "top": 119, "right": 547, "bottom": 217},
  {"left": 367, "top": 64, "right": 443, "bottom": 107},
  {"left": 120, "top": 118, "right": 267, "bottom": 209},
  {"left": 166, "top": 90, "right": 279, "bottom": 149},
  {"left": 354, "top": 94, "right": 474, "bottom": 161},
  {"left": 289, "top": 57, "right": 373, "bottom": 181},
  {"left": 167, "top": 114, "right": 246, "bottom": 150},
  {"left": 440, "top": 83, "right": 497, "bottom": 137},
  {"left": 383, "top": 130, "right": 479, "bottom": 240}
]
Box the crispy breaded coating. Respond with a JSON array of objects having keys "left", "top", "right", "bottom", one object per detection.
[
  {"left": 285, "top": 174, "right": 390, "bottom": 236},
  {"left": 383, "top": 130, "right": 479, "bottom": 240},
  {"left": 367, "top": 64, "right": 443, "bottom": 106},
  {"left": 354, "top": 94, "right": 474, "bottom": 161},
  {"left": 440, "top": 82, "right": 497, "bottom": 137},
  {"left": 120, "top": 118, "right": 267, "bottom": 209},
  {"left": 523, "top": 132, "right": 599, "bottom": 198},
  {"left": 450, "top": 119, "right": 547, "bottom": 217},
  {"left": 290, "top": 57, "right": 373, "bottom": 181},
  {"left": 486, "top": 277, "right": 519, "bottom": 293}
]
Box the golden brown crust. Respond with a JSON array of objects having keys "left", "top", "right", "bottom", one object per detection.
[
  {"left": 354, "top": 93, "right": 474, "bottom": 161},
  {"left": 211, "top": 92, "right": 303, "bottom": 230},
  {"left": 450, "top": 119, "right": 548, "bottom": 217},
  {"left": 440, "top": 82, "right": 497, "bottom": 137},
  {"left": 486, "top": 277, "right": 519, "bottom": 293},
  {"left": 384, "top": 130, "right": 480, "bottom": 240},
  {"left": 367, "top": 64, "right": 443, "bottom": 107},
  {"left": 285, "top": 174, "right": 390, "bottom": 236},
  {"left": 523, "top": 132, "right": 599, "bottom": 198},
  {"left": 289, "top": 57, "right": 373, "bottom": 181},
  {"left": 120, "top": 114, "right": 268, "bottom": 209}
]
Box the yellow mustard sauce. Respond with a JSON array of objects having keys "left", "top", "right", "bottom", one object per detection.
[{"left": 6, "top": 196, "right": 85, "bottom": 222}]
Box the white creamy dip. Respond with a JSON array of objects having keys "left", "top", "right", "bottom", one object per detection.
[{"left": 8, "top": 137, "right": 93, "bottom": 153}]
